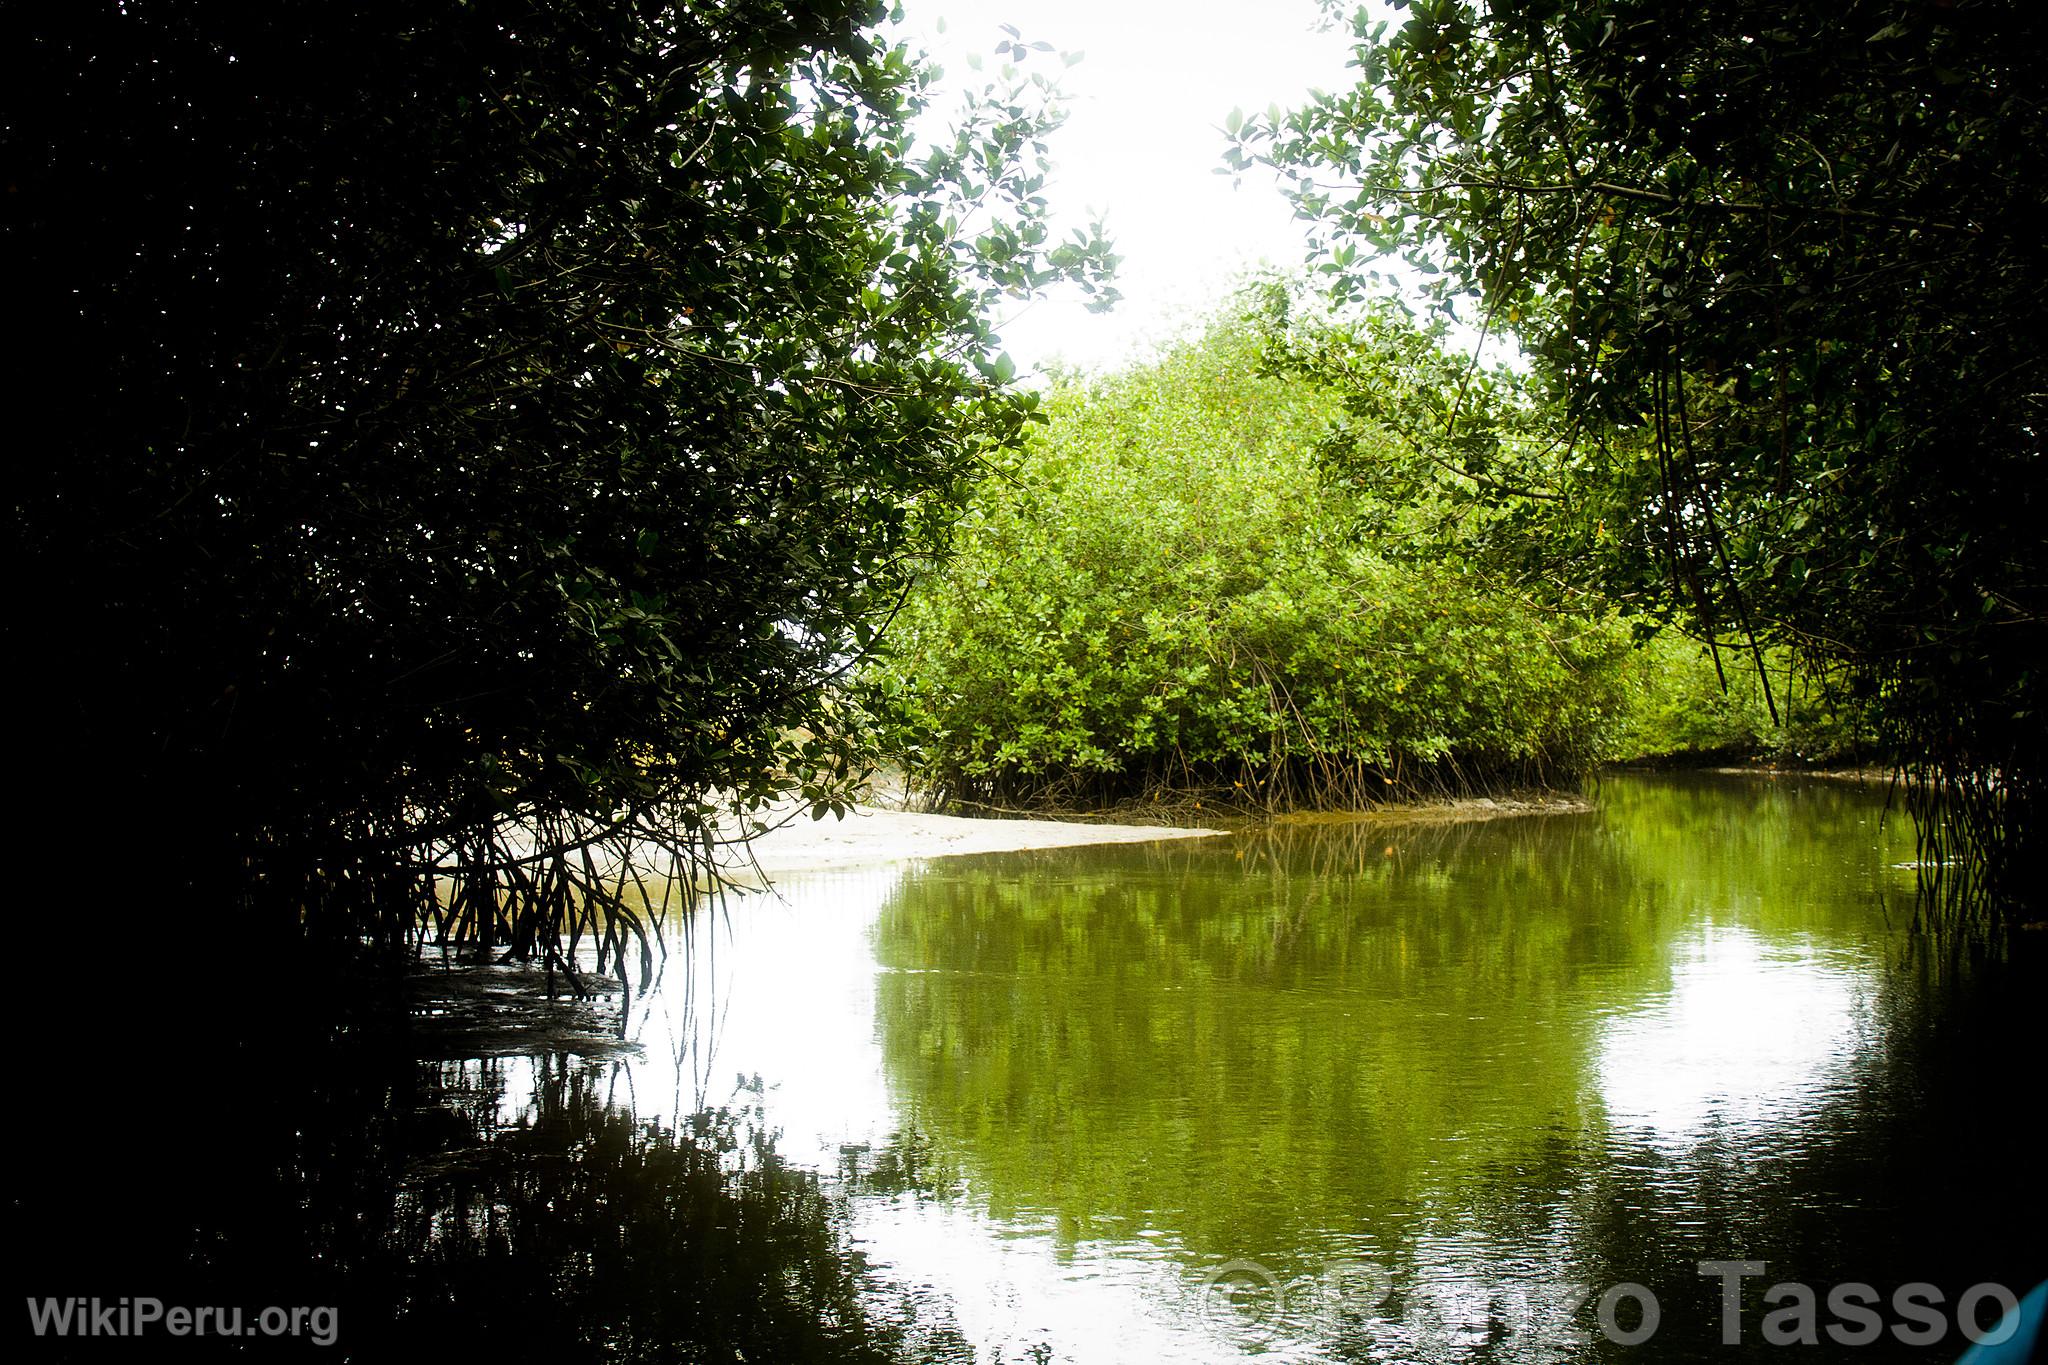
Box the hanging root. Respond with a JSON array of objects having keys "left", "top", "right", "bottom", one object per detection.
[
  {"left": 1885, "top": 672, "right": 2038, "bottom": 932},
  {"left": 416, "top": 808, "right": 750, "bottom": 992}
]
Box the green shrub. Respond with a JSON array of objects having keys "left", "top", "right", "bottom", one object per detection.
[{"left": 867, "top": 324, "right": 1638, "bottom": 809}]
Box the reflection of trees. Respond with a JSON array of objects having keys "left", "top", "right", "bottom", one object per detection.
[
  {"left": 18, "top": 1048, "right": 952, "bottom": 1362},
  {"left": 371, "top": 1059, "right": 918, "bottom": 1361},
  {"left": 1589, "top": 772, "right": 1917, "bottom": 931},
  {"left": 867, "top": 776, "right": 1919, "bottom": 1289}
]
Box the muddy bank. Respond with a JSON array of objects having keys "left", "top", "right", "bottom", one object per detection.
[
  {"left": 1707, "top": 764, "right": 1896, "bottom": 784},
  {"left": 1268, "top": 791, "right": 1594, "bottom": 826},
  {"left": 725, "top": 789, "right": 1601, "bottom": 876},
  {"left": 730, "top": 804, "right": 1226, "bottom": 875}
]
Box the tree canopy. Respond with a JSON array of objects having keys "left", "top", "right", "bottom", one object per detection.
[
  {"left": 1230, "top": 0, "right": 2047, "bottom": 913},
  {"left": 870, "top": 319, "right": 1636, "bottom": 810},
  {"left": 3, "top": 0, "right": 1114, "bottom": 972}
]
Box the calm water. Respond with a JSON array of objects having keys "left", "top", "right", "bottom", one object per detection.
[
  {"left": 629, "top": 771, "right": 2040, "bottom": 1363},
  {"left": 19, "top": 773, "right": 2042, "bottom": 1362}
]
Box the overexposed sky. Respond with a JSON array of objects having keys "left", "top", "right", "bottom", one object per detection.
[{"left": 897, "top": 0, "right": 1360, "bottom": 374}]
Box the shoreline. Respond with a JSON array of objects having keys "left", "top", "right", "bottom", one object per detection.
[
  {"left": 732, "top": 804, "right": 1226, "bottom": 874},
  {"left": 1705, "top": 764, "right": 1896, "bottom": 784},
  {"left": 1268, "top": 791, "right": 1594, "bottom": 826},
  {"left": 729, "top": 789, "right": 1598, "bottom": 875},
  {"left": 729, "top": 763, "right": 1908, "bottom": 877}
]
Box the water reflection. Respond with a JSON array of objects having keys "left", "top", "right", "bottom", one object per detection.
[
  {"left": 18, "top": 1042, "right": 949, "bottom": 1362},
  {"left": 629, "top": 864, "right": 907, "bottom": 1157},
  {"left": 1596, "top": 925, "right": 1875, "bottom": 1153},
  {"left": 23, "top": 775, "right": 2041, "bottom": 1364},
  {"left": 805, "top": 775, "right": 2037, "bottom": 1361}
]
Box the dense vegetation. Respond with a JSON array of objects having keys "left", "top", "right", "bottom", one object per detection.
[
  {"left": 1239, "top": 285, "right": 1877, "bottom": 769},
  {"left": 1228, "top": 0, "right": 2045, "bottom": 911},
  {"left": 4, "top": 1, "right": 1111, "bottom": 979},
  {"left": 869, "top": 322, "right": 1640, "bottom": 810},
  {"left": 1618, "top": 635, "right": 1876, "bottom": 765}
]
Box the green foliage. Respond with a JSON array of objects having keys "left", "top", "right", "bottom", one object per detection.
[
  {"left": 1230, "top": 0, "right": 2048, "bottom": 911},
  {"left": 1246, "top": 279, "right": 1608, "bottom": 603},
  {"left": 1616, "top": 634, "right": 1877, "bottom": 764},
  {"left": 1241, "top": 287, "right": 1876, "bottom": 766},
  {"left": 869, "top": 321, "right": 1636, "bottom": 808},
  {"left": 3, "top": 2, "right": 1114, "bottom": 959}
]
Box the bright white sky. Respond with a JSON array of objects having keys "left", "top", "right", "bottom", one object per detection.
[{"left": 896, "top": 0, "right": 1362, "bottom": 375}]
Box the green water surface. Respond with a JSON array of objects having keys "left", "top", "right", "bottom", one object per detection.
[
  {"left": 801, "top": 772, "right": 2040, "bottom": 1361},
  {"left": 21, "top": 772, "right": 2037, "bottom": 1365}
]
